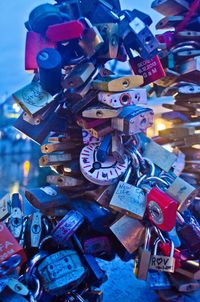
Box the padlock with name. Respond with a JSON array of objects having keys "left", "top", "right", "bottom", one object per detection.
[
  {"left": 37, "top": 250, "right": 86, "bottom": 295},
  {"left": 149, "top": 239, "right": 175, "bottom": 273},
  {"left": 51, "top": 210, "right": 84, "bottom": 245},
  {"left": 109, "top": 165, "right": 147, "bottom": 220}
]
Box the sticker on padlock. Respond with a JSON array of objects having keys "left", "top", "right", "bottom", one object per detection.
[
  {"left": 98, "top": 89, "right": 147, "bottom": 108},
  {"left": 109, "top": 166, "right": 146, "bottom": 220},
  {"left": 37, "top": 250, "right": 86, "bottom": 295},
  {"left": 111, "top": 105, "right": 154, "bottom": 135},
  {"left": 52, "top": 210, "right": 84, "bottom": 245},
  {"left": 80, "top": 143, "right": 129, "bottom": 185},
  {"left": 149, "top": 239, "right": 175, "bottom": 273}
]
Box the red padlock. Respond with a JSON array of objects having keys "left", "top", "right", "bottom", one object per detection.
[
  {"left": 46, "top": 20, "right": 85, "bottom": 42},
  {"left": 25, "top": 31, "right": 55, "bottom": 71},
  {"left": 129, "top": 55, "right": 166, "bottom": 86},
  {"left": 0, "top": 222, "right": 26, "bottom": 265},
  {"left": 146, "top": 187, "right": 178, "bottom": 232}
]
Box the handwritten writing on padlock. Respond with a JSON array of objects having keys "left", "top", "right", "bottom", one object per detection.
[
  {"left": 0, "top": 222, "right": 26, "bottom": 264},
  {"left": 80, "top": 144, "right": 129, "bottom": 185},
  {"left": 149, "top": 239, "right": 175, "bottom": 273}
]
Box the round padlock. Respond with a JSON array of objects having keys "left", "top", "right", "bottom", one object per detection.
[{"left": 80, "top": 144, "right": 129, "bottom": 185}]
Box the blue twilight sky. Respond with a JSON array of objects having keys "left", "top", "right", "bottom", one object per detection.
[{"left": 0, "top": 0, "right": 162, "bottom": 96}]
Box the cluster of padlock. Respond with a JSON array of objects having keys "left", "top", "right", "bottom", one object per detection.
[
  {"left": 151, "top": 0, "right": 200, "bottom": 188},
  {"left": 1, "top": 0, "right": 200, "bottom": 301}
]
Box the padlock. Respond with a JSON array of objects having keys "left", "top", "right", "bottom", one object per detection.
[
  {"left": 168, "top": 272, "right": 200, "bottom": 292},
  {"left": 111, "top": 105, "right": 154, "bottom": 135},
  {"left": 155, "top": 16, "right": 184, "bottom": 30},
  {"left": 0, "top": 290, "right": 30, "bottom": 302},
  {"left": 46, "top": 20, "right": 85, "bottom": 42},
  {"left": 36, "top": 48, "right": 62, "bottom": 95},
  {"left": 82, "top": 106, "right": 122, "bottom": 119},
  {"left": 80, "top": 143, "right": 129, "bottom": 185},
  {"left": 0, "top": 193, "right": 11, "bottom": 222},
  {"left": 52, "top": 210, "right": 84, "bottom": 245},
  {"left": 110, "top": 215, "right": 145, "bottom": 254},
  {"left": 142, "top": 140, "right": 177, "bottom": 172},
  {"left": 78, "top": 19, "right": 104, "bottom": 57},
  {"left": 13, "top": 82, "right": 54, "bottom": 117},
  {"left": 73, "top": 234, "right": 108, "bottom": 286},
  {"left": 156, "top": 68, "right": 180, "bottom": 87},
  {"left": 149, "top": 239, "right": 175, "bottom": 273},
  {"left": 7, "top": 278, "right": 29, "bottom": 296},
  {"left": 134, "top": 228, "right": 152, "bottom": 280},
  {"left": 146, "top": 186, "right": 178, "bottom": 232},
  {"left": 41, "top": 141, "right": 81, "bottom": 153},
  {"left": 77, "top": 116, "right": 108, "bottom": 130},
  {"left": 87, "top": 122, "right": 113, "bottom": 138},
  {"left": 95, "top": 23, "right": 119, "bottom": 59},
  {"left": 26, "top": 3, "right": 67, "bottom": 34},
  {"left": 98, "top": 89, "right": 147, "bottom": 108},
  {"left": 159, "top": 126, "right": 195, "bottom": 140},
  {"left": 25, "top": 31, "right": 55, "bottom": 71},
  {"left": 83, "top": 236, "right": 112, "bottom": 258},
  {"left": 129, "top": 55, "right": 166, "bottom": 86},
  {"left": 179, "top": 56, "right": 200, "bottom": 84},
  {"left": 25, "top": 185, "right": 71, "bottom": 210},
  {"left": 96, "top": 133, "right": 112, "bottom": 162},
  {"left": 157, "top": 288, "right": 184, "bottom": 302},
  {"left": 111, "top": 131, "right": 125, "bottom": 164},
  {"left": 151, "top": 0, "right": 189, "bottom": 16},
  {"left": 92, "top": 75, "right": 144, "bottom": 92},
  {"left": 0, "top": 222, "right": 26, "bottom": 264},
  {"left": 37, "top": 250, "right": 86, "bottom": 295},
  {"left": 158, "top": 239, "right": 182, "bottom": 270},
  {"left": 7, "top": 193, "right": 23, "bottom": 240},
  {"left": 166, "top": 176, "right": 199, "bottom": 212},
  {"left": 147, "top": 271, "right": 171, "bottom": 290},
  {"left": 176, "top": 260, "right": 200, "bottom": 280},
  {"left": 39, "top": 152, "right": 80, "bottom": 167},
  {"left": 69, "top": 89, "right": 98, "bottom": 114},
  {"left": 84, "top": 184, "right": 117, "bottom": 208},
  {"left": 62, "top": 61, "right": 96, "bottom": 89},
  {"left": 156, "top": 31, "right": 175, "bottom": 49},
  {"left": 109, "top": 166, "right": 146, "bottom": 220},
  {"left": 25, "top": 213, "right": 51, "bottom": 249},
  {"left": 47, "top": 175, "right": 84, "bottom": 188},
  {"left": 176, "top": 212, "right": 200, "bottom": 257},
  {"left": 119, "top": 11, "right": 159, "bottom": 59}
]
